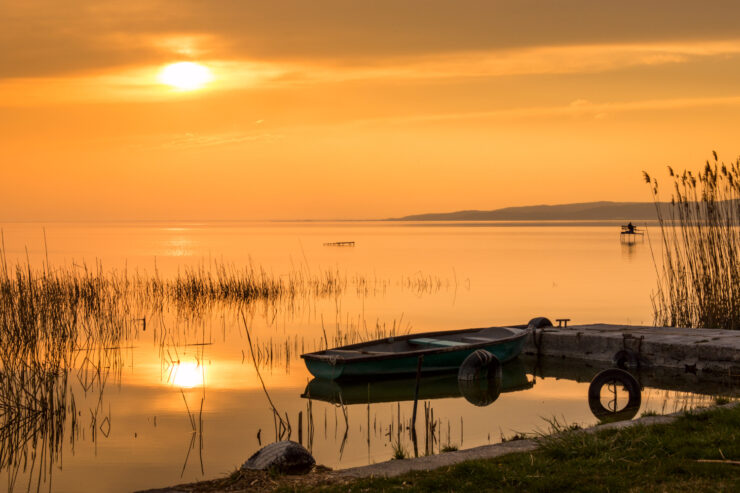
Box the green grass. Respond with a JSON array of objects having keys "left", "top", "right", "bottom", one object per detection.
[{"left": 298, "top": 405, "right": 740, "bottom": 492}]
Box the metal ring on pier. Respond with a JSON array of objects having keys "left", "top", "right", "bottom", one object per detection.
[{"left": 614, "top": 349, "right": 640, "bottom": 369}]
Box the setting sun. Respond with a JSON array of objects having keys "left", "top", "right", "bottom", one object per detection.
[{"left": 158, "top": 62, "right": 213, "bottom": 90}]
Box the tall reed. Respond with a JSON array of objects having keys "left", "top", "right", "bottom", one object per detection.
[
  {"left": 0, "top": 248, "right": 350, "bottom": 490},
  {"left": 645, "top": 152, "right": 740, "bottom": 329}
]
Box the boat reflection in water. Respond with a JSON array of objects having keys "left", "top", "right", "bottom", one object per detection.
[
  {"left": 303, "top": 359, "right": 649, "bottom": 427},
  {"left": 302, "top": 358, "right": 532, "bottom": 407}
]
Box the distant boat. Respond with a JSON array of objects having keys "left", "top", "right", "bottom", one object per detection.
[
  {"left": 620, "top": 223, "right": 644, "bottom": 243},
  {"left": 323, "top": 241, "right": 355, "bottom": 247},
  {"left": 301, "top": 325, "right": 530, "bottom": 380}
]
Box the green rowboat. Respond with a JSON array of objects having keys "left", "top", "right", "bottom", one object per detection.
[{"left": 301, "top": 325, "right": 530, "bottom": 380}]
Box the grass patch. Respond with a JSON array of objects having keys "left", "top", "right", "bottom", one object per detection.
[
  {"left": 500, "top": 432, "right": 529, "bottom": 443},
  {"left": 392, "top": 440, "right": 408, "bottom": 460},
  {"left": 297, "top": 404, "right": 740, "bottom": 492}
]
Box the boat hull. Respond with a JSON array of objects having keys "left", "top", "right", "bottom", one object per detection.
[{"left": 303, "top": 328, "right": 528, "bottom": 380}]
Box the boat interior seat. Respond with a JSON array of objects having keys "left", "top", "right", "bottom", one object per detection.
[
  {"left": 324, "top": 349, "right": 388, "bottom": 356},
  {"left": 460, "top": 336, "right": 495, "bottom": 343},
  {"left": 408, "top": 338, "right": 467, "bottom": 348}
]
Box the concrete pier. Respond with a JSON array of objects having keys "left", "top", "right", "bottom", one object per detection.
[{"left": 522, "top": 324, "right": 740, "bottom": 380}]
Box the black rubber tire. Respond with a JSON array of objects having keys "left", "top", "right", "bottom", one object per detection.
[
  {"left": 527, "top": 317, "right": 553, "bottom": 329},
  {"left": 588, "top": 368, "right": 641, "bottom": 423},
  {"left": 457, "top": 350, "right": 502, "bottom": 406},
  {"left": 458, "top": 349, "right": 500, "bottom": 381}
]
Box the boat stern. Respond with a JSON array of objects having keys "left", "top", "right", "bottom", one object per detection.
[{"left": 302, "top": 354, "right": 345, "bottom": 380}]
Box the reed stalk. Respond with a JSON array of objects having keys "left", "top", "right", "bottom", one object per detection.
[{"left": 645, "top": 152, "right": 740, "bottom": 329}]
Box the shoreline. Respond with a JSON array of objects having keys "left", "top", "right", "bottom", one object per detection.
[{"left": 138, "top": 401, "right": 740, "bottom": 492}]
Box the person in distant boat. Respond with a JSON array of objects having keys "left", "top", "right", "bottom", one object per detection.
[{"left": 626, "top": 222, "right": 635, "bottom": 233}]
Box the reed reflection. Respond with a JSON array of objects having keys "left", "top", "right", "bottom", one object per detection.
[
  {"left": 302, "top": 360, "right": 533, "bottom": 459},
  {"left": 0, "top": 343, "right": 123, "bottom": 493}
]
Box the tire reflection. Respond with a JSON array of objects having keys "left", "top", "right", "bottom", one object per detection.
[{"left": 587, "top": 368, "right": 642, "bottom": 423}]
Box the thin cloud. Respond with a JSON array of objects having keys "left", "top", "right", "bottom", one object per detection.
[
  {"left": 4, "top": 1, "right": 740, "bottom": 78},
  {"left": 4, "top": 39, "right": 740, "bottom": 106},
  {"left": 352, "top": 95, "right": 740, "bottom": 126},
  {"left": 274, "top": 40, "right": 740, "bottom": 85}
]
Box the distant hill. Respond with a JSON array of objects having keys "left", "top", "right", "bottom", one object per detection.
[{"left": 389, "top": 201, "right": 662, "bottom": 221}]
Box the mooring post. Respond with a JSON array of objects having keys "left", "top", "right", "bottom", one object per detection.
[
  {"left": 397, "top": 402, "right": 401, "bottom": 445},
  {"left": 410, "top": 355, "right": 424, "bottom": 457},
  {"left": 298, "top": 411, "right": 303, "bottom": 445},
  {"left": 411, "top": 355, "right": 424, "bottom": 428}
]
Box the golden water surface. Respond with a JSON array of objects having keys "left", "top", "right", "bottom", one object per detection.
[{"left": 0, "top": 221, "right": 722, "bottom": 492}]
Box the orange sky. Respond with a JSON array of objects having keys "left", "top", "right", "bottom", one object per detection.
[{"left": 3, "top": 1, "right": 740, "bottom": 221}]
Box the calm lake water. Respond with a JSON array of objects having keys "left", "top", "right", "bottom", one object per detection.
[{"left": 0, "top": 221, "right": 730, "bottom": 492}]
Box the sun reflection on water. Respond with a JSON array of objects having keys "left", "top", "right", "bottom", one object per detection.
[
  {"left": 164, "top": 236, "right": 194, "bottom": 257},
  {"left": 169, "top": 361, "right": 205, "bottom": 388}
]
